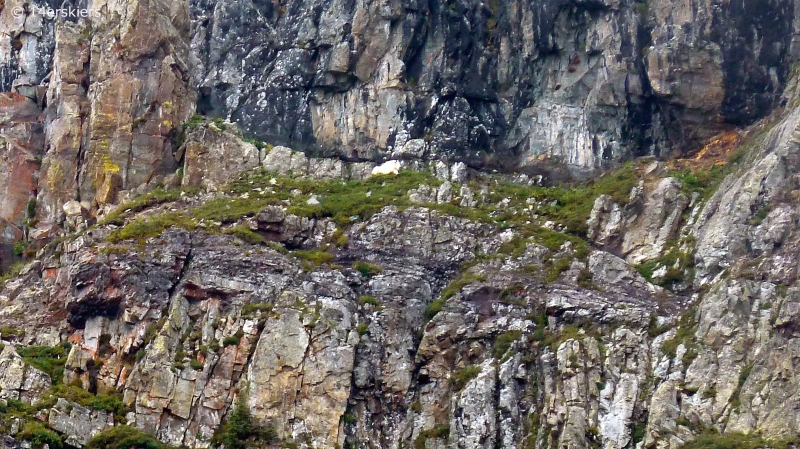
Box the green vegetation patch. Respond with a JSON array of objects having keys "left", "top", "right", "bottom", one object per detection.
[
  {"left": 12, "top": 240, "right": 26, "bottom": 257},
  {"left": 670, "top": 166, "right": 730, "bottom": 202},
  {"left": 353, "top": 261, "right": 382, "bottom": 277},
  {"left": 681, "top": 430, "right": 799, "bottom": 449},
  {"left": 294, "top": 249, "right": 335, "bottom": 267},
  {"left": 222, "top": 329, "right": 245, "bottom": 348},
  {"left": 107, "top": 212, "right": 194, "bottom": 243},
  {"left": 0, "top": 262, "right": 25, "bottom": 289},
  {"left": 413, "top": 426, "right": 450, "bottom": 449},
  {"left": 86, "top": 425, "right": 164, "bottom": 449},
  {"left": 211, "top": 398, "right": 277, "bottom": 449},
  {"left": 425, "top": 273, "right": 487, "bottom": 321},
  {"left": 440, "top": 273, "right": 486, "bottom": 301},
  {"left": 425, "top": 298, "right": 446, "bottom": 321},
  {"left": 472, "top": 163, "right": 639, "bottom": 235},
  {"left": 20, "top": 421, "right": 63, "bottom": 449},
  {"left": 532, "top": 322, "right": 598, "bottom": 352},
  {"left": 729, "top": 363, "right": 755, "bottom": 409},
  {"left": 545, "top": 257, "right": 572, "bottom": 283},
  {"left": 648, "top": 316, "right": 671, "bottom": 338},
  {"left": 451, "top": 365, "right": 482, "bottom": 391},
  {"left": 183, "top": 114, "right": 206, "bottom": 132},
  {"left": 37, "top": 383, "right": 128, "bottom": 419},
  {"left": 241, "top": 302, "right": 273, "bottom": 317},
  {"left": 101, "top": 187, "right": 193, "bottom": 226},
  {"left": 18, "top": 343, "right": 71, "bottom": 384},
  {"left": 635, "top": 243, "right": 694, "bottom": 289},
  {"left": 223, "top": 225, "right": 266, "bottom": 245},
  {"left": 358, "top": 295, "right": 379, "bottom": 307},
  {"left": 660, "top": 308, "right": 699, "bottom": 368},
  {"left": 105, "top": 162, "right": 632, "bottom": 251},
  {"left": 493, "top": 330, "right": 522, "bottom": 359},
  {"left": 0, "top": 326, "right": 24, "bottom": 339},
  {"left": 190, "top": 359, "right": 204, "bottom": 370}
]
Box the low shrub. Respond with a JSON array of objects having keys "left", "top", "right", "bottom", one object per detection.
[
  {"left": 224, "top": 225, "right": 265, "bottom": 245},
  {"left": 451, "top": 365, "right": 481, "bottom": 391},
  {"left": 20, "top": 422, "right": 62, "bottom": 449},
  {"left": 493, "top": 330, "right": 522, "bottom": 359},
  {"left": 425, "top": 298, "right": 446, "bottom": 321},
  {"left": 223, "top": 335, "right": 241, "bottom": 347},
  {"left": 294, "top": 250, "right": 335, "bottom": 266},
  {"left": 86, "top": 425, "right": 162, "bottom": 449},
  {"left": 190, "top": 359, "right": 204, "bottom": 370},
  {"left": 358, "top": 295, "right": 379, "bottom": 307},
  {"left": 353, "top": 261, "right": 382, "bottom": 277},
  {"left": 211, "top": 398, "right": 276, "bottom": 449},
  {"left": 17, "top": 343, "right": 71, "bottom": 384}
]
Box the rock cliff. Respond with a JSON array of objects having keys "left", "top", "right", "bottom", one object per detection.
[
  {"left": 0, "top": 1, "right": 799, "bottom": 449},
  {"left": 0, "top": 0, "right": 798, "bottom": 237}
]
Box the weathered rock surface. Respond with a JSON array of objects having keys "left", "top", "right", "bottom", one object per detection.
[
  {"left": 0, "top": 1, "right": 799, "bottom": 449},
  {"left": 0, "top": 345, "right": 50, "bottom": 404},
  {"left": 32, "top": 0, "right": 196, "bottom": 228},
  {"left": 588, "top": 168, "right": 692, "bottom": 265},
  {"left": 0, "top": 92, "right": 42, "bottom": 261},
  {"left": 0, "top": 0, "right": 794, "bottom": 242},
  {"left": 48, "top": 398, "right": 113, "bottom": 446},
  {"left": 180, "top": 122, "right": 260, "bottom": 191},
  {"left": 2, "top": 120, "right": 800, "bottom": 449}
]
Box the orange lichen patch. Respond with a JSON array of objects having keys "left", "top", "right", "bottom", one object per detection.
[
  {"left": 669, "top": 131, "right": 744, "bottom": 171},
  {"left": 69, "top": 331, "right": 84, "bottom": 345},
  {"left": 0, "top": 92, "right": 30, "bottom": 108},
  {"left": 43, "top": 268, "right": 59, "bottom": 280},
  {"left": 118, "top": 365, "right": 130, "bottom": 386}
]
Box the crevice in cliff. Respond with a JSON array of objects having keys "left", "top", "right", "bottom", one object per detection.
[
  {"left": 180, "top": 348, "right": 224, "bottom": 446},
  {"left": 492, "top": 361, "right": 503, "bottom": 449},
  {"left": 73, "top": 54, "right": 92, "bottom": 204},
  {"left": 627, "top": 0, "right": 666, "bottom": 160},
  {"left": 291, "top": 323, "right": 314, "bottom": 436},
  {"left": 167, "top": 239, "right": 194, "bottom": 301}
]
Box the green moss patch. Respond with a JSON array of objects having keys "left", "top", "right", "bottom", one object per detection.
[
  {"left": 18, "top": 343, "right": 71, "bottom": 384},
  {"left": 451, "top": 365, "right": 482, "bottom": 391},
  {"left": 86, "top": 425, "right": 164, "bottom": 449},
  {"left": 37, "top": 384, "right": 128, "bottom": 420},
  {"left": 681, "top": 430, "right": 799, "bottom": 449}
]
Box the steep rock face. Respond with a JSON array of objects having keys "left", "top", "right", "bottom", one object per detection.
[
  {"left": 179, "top": 122, "right": 260, "bottom": 191},
  {"left": 646, "top": 0, "right": 795, "bottom": 142},
  {"left": 0, "top": 169, "right": 672, "bottom": 449},
  {"left": 587, "top": 162, "right": 692, "bottom": 266},
  {"left": 35, "top": 0, "right": 196, "bottom": 227},
  {"left": 578, "top": 73, "right": 800, "bottom": 445},
  {"left": 48, "top": 398, "right": 114, "bottom": 447},
  {"left": 0, "top": 0, "right": 793, "bottom": 235},
  {"left": 0, "top": 0, "right": 58, "bottom": 97},
  {"left": 0, "top": 345, "right": 50, "bottom": 404},
  {"left": 190, "top": 0, "right": 650, "bottom": 168},
  {"left": 0, "top": 92, "right": 42, "bottom": 256},
  {"left": 189, "top": 0, "right": 796, "bottom": 169},
  {"left": 3, "top": 1, "right": 800, "bottom": 449},
  {"left": 6, "top": 120, "right": 800, "bottom": 449}
]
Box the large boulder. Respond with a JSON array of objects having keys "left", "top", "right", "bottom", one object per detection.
[{"left": 180, "top": 122, "right": 260, "bottom": 191}]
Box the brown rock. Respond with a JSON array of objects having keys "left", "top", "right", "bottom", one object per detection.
[{"left": 181, "top": 123, "right": 260, "bottom": 191}]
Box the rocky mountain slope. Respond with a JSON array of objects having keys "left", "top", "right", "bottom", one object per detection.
[
  {"left": 0, "top": 1, "right": 799, "bottom": 449},
  {"left": 0, "top": 0, "right": 799, "bottom": 245}
]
